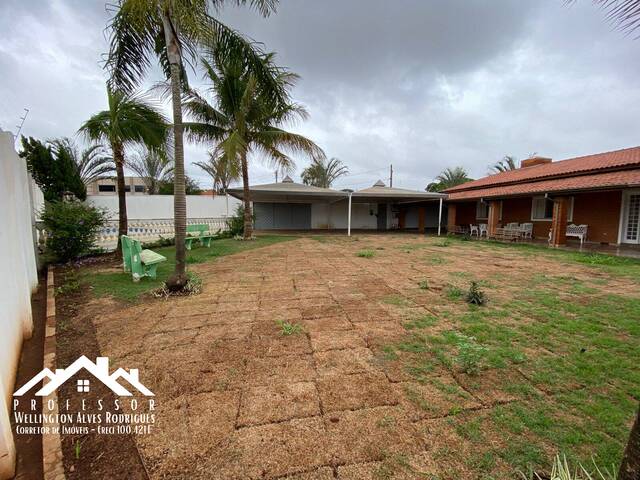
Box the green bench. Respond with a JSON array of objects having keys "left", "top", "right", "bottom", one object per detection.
[
  {"left": 121, "top": 235, "right": 167, "bottom": 282},
  {"left": 185, "top": 224, "right": 217, "bottom": 250}
]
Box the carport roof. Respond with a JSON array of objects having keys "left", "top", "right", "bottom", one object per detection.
[{"left": 228, "top": 178, "right": 445, "bottom": 203}]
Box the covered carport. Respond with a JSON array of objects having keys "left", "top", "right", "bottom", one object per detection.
[{"left": 228, "top": 177, "right": 446, "bottom": 235}]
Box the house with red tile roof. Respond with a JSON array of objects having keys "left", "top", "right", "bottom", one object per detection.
[{"left": 443, "top": 146, "right": 640, "bottom": 246}]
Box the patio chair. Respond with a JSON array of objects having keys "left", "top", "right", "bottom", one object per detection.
[
  {"left": 521, "top": 223, "right": 533, "bottom": 239},
  {"left": 479, "top": 224, "right": 488, "bottom": 238},
  {"left": 506, "top": 222, "right": 519, "bottom": 229},
  {"left": 469, "top": 224, "right": 479, "bottom": 236}
]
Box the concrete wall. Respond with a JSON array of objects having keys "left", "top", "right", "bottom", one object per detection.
[
  {"left": 0, "top": 130, "right": 39, "bottom": 479},
  {"left": 87, "top": 194, "right": 240, "bottom": 220}
]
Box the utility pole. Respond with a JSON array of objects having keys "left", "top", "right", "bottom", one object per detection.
[
  {"left": 275, "top": 170, "right": 278, "bottom": 183},
  {"left": 389, "top": 164, "right": 393, "bottom": 188},
  {"left": 14, "top": 108, "right": 29, "bottom": 145}
]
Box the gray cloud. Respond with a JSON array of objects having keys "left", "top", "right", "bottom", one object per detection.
[{"left": 1, "top": 0, "right": 638, "bottom": 190}]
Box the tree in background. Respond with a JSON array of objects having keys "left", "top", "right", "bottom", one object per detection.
[
  {"left": 128, "top": 146, "right": 174, "bottom": 194},
  {"left": 194, "top": 151, "right": 240, "bottom": 194},
  {"left": 79, "top": 87, "right": 168, "bottom": 255},
  {"left": 49, "top": 138, "right": 114, "bottom": 185},
  {"left": 425, "top": 167, "right": 473, "bottom": 192},
  {"left": 20, "top": 136, "right": 87, "bottom": 202},
  {"left": 489, "top": 155, "right": 517, "bottom": 174},
  {"left": 184, "top": 50, "right": 324, "bottom": 239},
  {"left": 301, "top": 157, "right": 348, "bottom": 188},
  {"left": 158, "top": 175, "right": 203, "bottom": 195},
  {"left": 49, "top": 138, "right": 115, "bottom": 185},
  {"left": 106, "top": 0, "right": 283, "bottom": 290}
]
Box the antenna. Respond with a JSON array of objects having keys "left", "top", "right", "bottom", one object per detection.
[{"left": 14, "top": 108, "right": 29, "bottom": 144}]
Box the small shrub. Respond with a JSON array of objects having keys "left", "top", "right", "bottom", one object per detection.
[
  {"left": 41, "top": 200, "right": 107, "bottom": 262},
  {"left": 418, "top": 279, "right": 429, "bottom": 290},
  {"left": 55, "top": 277, "right": 80, "bottom": 296},
  {"left": 465, "top": 281, "right": 487, "bottom": 306},
  {"left": 455, "top": 333, "right": 487, "bottom": 375},
  {"left": 226, "top": 204, "right": 254, "bottom": 237},
  {"left": 357, "top": 249, "right": 375, "bottom": 258},
  {"left": 276, "top": 319, "right": 303, "bottom": 336}
]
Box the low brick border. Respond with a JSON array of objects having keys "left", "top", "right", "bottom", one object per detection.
[{"left": 42, "top": 269, "right": 65, "bottom": 480}]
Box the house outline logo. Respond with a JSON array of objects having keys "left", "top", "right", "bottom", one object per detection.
[{"left": 13, "top": 355, "right": 154, "bottom": 397}]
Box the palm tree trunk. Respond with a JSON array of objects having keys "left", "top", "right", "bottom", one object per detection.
[
  {"left": 162, "top": 9, "right": 188, "bottom": 290},
  {"left": 619, "top": 404, "right": 640, "bottom": 480},
  {"left": 241, "top": 150, "right": 253, "bottom": 239},
  {"left": 113, "top": 141, "right": 127, "bottom": 260}
]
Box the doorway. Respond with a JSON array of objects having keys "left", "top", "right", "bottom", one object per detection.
[{"left": 622, "top": 191, "right": 640, "bottom": 244}]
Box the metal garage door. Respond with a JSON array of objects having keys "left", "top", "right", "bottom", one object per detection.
[{"left": 254, "top": 203, "right": 311, "bottom": 230}]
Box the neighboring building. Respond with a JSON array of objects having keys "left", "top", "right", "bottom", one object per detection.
[
  {"left": 228, "top": 176, "right": 446, "bottom": 232},
  {"left": 444, "top": 147, "right": 640, "bottom": 246},
  {"left": 86, "top": 176, "right": 149, "bottom": 195}
]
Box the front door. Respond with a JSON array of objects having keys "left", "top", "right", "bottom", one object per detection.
[
  {"left": 622, "top": 192, "right": 640, "bottom": 244},
  {"left": 377, "top": 203, "right": 387, "bottom": 231}
]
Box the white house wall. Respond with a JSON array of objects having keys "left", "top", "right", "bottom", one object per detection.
[
  {"left": 87, "top": 194, "right": 240, "bottom": 220},
  {"left": 0, "top": 130, "right": 39, "bottom": 479},
  {"left": 311, "top": 201, "right": 378, "bottom": 229}
]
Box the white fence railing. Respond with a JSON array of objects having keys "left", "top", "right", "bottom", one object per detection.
[{"left": 96, "top": 217, "right": 229, "bottom": 248}]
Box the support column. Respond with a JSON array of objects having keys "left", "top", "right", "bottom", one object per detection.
[
  {"left": 447, "top": 204, "right": 457, "bottom": 232},
  {"left": 347, "top": 193, "right": 352, "bottom": 237},
  {"left": 418, "top": 207, "right": 426, "bottom": 234},
  {"left": 437, "top": 198, "right": 443, "bottom": 236},
  {"left": 549, "top": 197, "right": 569, "bottom": 247},
  {"left": 487, "top": 200, "right": 500, "bottom": 237}
]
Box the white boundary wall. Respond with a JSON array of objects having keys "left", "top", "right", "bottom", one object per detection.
[
  {"left": 0, "top": 130, "right": 39, "bottom": 479},
  {"left": 87, "top": 193, "right": 240, "bottom": 220}
]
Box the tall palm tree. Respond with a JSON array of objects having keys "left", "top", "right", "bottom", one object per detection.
[
  {"left": 128, "top": 146, "right": 174, "bottom": 194},
  {"left": 49, "top": 138, "right": 115, "bottom": 184},
  {"left": 79, "top": 87, "right": 168, "bottom": 255},
  {"left": 184, "top": 51, "right": 324, "bottom": 239},
  {"left": 194, "top": 151, "right": 239, "bottom": 193},
  {"left": 425, "top": 167, "right": 473, "bottom": 192},
  {"left": 301, "top": 157, "right": 348, "bottom": 188},
  {"left": 105, "top": 0, "right": 284, "bottom": 289},
  {"left": 489, "top": 155, "right": 518, "bottom": 174}
]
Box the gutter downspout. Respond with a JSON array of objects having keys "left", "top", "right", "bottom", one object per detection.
[
  {"left": 438, "top": 197, "right": 443, "bottom": 236},
  {"left": 347, "top": 192, "right": 352, "bottom": 237}
]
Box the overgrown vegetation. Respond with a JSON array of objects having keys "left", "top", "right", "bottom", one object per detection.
[{"left": 41, "top": 201, "right": 107, "bottom": 262}]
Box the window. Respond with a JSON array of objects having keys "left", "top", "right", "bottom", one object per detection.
[
  {"left": 531, "top": 196, "right": 573, "bottom": 221},
  {"left": 124, "top": 185, "right": 131, "bottom": 192},
  {"left": 77, "top": 379, "right": 90, "bottom": 392},
  {"left": 476, "top": 201, "right": 489, "bottom": 220},
  {"left": 98, "top": 185, "right": 116, "bottom": 193},
  {"left": 134, "top": 185, "right": 145, "bottom": 193}
]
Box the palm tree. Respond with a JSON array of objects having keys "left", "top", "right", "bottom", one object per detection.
[
  {"left": 105, "top": 0, "right": 284, "bottom": 289},
  {"left": 425, "top": 167, "right": 473, "bottom": 192},
  {"left": 79, "top": 87, "right": 168, "bottom": 255},
  {"left": 128, "top": 146, "right": 174, "bottom": 194},
  {"left": 194, "top": 151, "right": 239, "bottom": 193},
  {"left": 184, "top": 51, "right": 324, "bottom": 239},
  {"left": 49, "top": 138, "right": 115, "bottom": 184},
  {"left": 301, "top": 157, "right": 348, "bottom": 188},
  {"left": 489, "top": 155, "right": 518, "bottom": 174}
]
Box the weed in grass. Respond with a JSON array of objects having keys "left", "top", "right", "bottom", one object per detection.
[
  {"left": 382, "top": 295, "right": 411, "bottom": 306},
  {"left": 434, "top": 238, "right": 452, "bottom": 247},
  {"left": 465, "top": 281, "right": 487, "bottom": 306},
  {"left": 445, "top": 285, "right": 464, "bottom": 300},
  {"left": 454, "top": 333, "right": 487, "bottom": 375},
  {"left": 357, "top": 249, "right": 375, "bottom": 258},
  {"left": 276, "top": 319, "right": 304, "bottom": 336},
  {"left": 427, "top": 254, "right": 447, "bottom": 265},
  {"left": 55, "top": 278, "right": 80, "bottom": 296},
  {"left": 455, "top": 418, "right": 484, "bottom": 442},
  {"left": 418, "top": 279, "right": 429, "bottom": 290},
  {"left": 380, "top": 345, "right": 398, "bottom": 361},
  {"left": 403, "top": 385, "right": 434, "bottom": 412}
]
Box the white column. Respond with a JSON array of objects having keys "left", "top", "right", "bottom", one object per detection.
[
  {"left": 438, "top": 197, "right": 443, "bottom": 236},
  {"left": 347, "top": 193, "right": 352, "bottom": 237}
]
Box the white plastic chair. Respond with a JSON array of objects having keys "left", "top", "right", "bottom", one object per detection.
[
  {"left": 470, "top": 224, "right": 479, "bottom": 236},
  {"left": 521, "top": 223, "right": 533, "bottom": 239},
  {"left": 479, "top": 224, "right": 488, "bottom": 238}
]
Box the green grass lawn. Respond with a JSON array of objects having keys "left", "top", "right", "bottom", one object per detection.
[{"left": 81, "top": 235, "right": 297, "bottom": 302}]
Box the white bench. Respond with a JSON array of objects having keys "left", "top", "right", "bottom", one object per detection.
[{"left": 548, "top": 224, "right": 588, "bottom": 244}]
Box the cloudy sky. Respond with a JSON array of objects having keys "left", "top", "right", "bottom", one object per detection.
[{"left": 1, "top": 0, "right": 639, "bottom": 191}]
